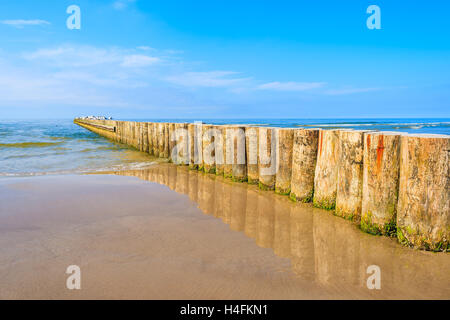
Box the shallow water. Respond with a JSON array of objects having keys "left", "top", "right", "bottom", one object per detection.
[
  {"left": 128, "top": 117, "right": 450, "bottom": 134},
  {"left": 0, "top": 163, "right": 448, "bottom": 299},
  {"left": 0, "top": 119, "right": 157, "bottom": 176},
  {"left": 1, "top": 118, "right": 449, "bottom": 177}
]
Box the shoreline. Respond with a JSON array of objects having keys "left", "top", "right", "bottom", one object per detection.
[{"left": 0, "top": 165, "right": 448, "bottom": 299}]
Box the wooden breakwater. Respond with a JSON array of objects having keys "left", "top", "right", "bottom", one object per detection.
[{"left": 74, "top": 118, "right": 450, "bottom": 252}]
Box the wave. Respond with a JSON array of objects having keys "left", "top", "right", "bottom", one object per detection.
[
  {"left": 0, "top": 141, "right": 64, "bottom": 148},
  {"left": 0, "top": 161, "right": 158, "bottom": 178},
  {"left": 296, "top": 121, "right": 450, "bottom": 129},
  {"left": 3, "top": 152, "right": 67, "bottom": 160},
  {"left": 79, "top": 145, "right": 123, "bottom": 153}
]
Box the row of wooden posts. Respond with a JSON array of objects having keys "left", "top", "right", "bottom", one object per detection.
[{"left": 74, "top": 119, "right": 449, "bottom": 252}]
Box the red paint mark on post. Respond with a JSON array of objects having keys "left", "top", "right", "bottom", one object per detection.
[
  {"left": 376, "top": 135, "right": 384, "bottom": 172},
  {"left": 319, "top": 131, "right": 323, "bottom": 156}
]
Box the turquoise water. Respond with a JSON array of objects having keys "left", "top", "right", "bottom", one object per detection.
[
  {"left": 1, "top": 118, "right": 449, "bottom": 176},
  {"left": 133, "top": 118, "right": 450, "bottom": 134},
  {"left": 0, "top": 119, "right": 156, "bottom": 177}
]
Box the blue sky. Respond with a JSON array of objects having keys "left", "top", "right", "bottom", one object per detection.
[{"left": 0, "top": 0, "right": 449, "bottom": 119}]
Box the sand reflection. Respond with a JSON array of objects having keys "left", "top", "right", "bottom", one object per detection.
[{"left": 113, "top": 163, "right": 450, "bottom": 299}]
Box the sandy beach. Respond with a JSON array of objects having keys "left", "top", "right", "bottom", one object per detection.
[
  {"left": 0, "top": 163, "right": 448, "bottom": 300},
  {"left": 1, "top": 0, "right": 450, "bottom": 307}
]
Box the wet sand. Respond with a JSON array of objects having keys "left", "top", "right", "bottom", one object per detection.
[{"left": 0, "top": 163, "right": 448, "bottom": 299}]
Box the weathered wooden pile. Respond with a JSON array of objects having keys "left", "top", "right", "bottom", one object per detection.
[{"left": 74, "top": 118, "right": 449, "bottom": 251}]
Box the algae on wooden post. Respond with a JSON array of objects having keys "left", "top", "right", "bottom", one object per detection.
[
  {"left": 141, "top": 122, "right": 146, "bottom": 152},
  {"left": 158, "top": 123, "right": 165, "bottom": 158},
  {"left": 313, "top": 129, "right": 340, "bottom": 210},
  {"left": 171, "top": 123, "right": 179, "bottom": 164},
  {"left": 361, "top": 132, "right": 401, "bottom": 236},
  {"left": 245, "top": 126, "right": 259, "bottom": 184},
  {"left": 168, "top": 123, "right": 176, "bottom": 162},
  {"left": 127, "top": 122, "right": 133, "bottom": 148},
  {"left": 122, "top": 121, "right": 127, "bottom": 145},
  {"left": 335, "top": 130, "right": 366, "bottom": 222},
  {"left": 115, "top": 121, "right": 122, "bottom": 144},
  {"left": 152, "top": 123, "right": 159, "bottom": 157},
  {"left": 275, "top": 128, "right": 295, "bottom": 195},
  {"left": 174, "top": 123, "right": 189, "bottom": 165},
  {"left": 128, "top": 121, "right": 133, "bottom": 148},
  {"left": 133, "top": 122, "right": 139, "bottom": 149},
  {"left": 131, "top": 122, "right": 136, "bottom": 148},
  {"left": 124, "top": 121, "right": 129, "bottom": 146},
  {"left": 397, "top": 134, "right": 449, "bottom": 251},
  {"left": 138, "top": 122, "right": 144, "bottom": 151},
  {"left": 213, "top": 125, "right": 225, "bottom": 176},
  {"left": 258, "top": 127, "right": 278, "bottom": 190},
  {"left": 111, "top": 120, "right": 119, "bottom": 142},
  {"left": 187, "top": 124, "right": 198, "bottom": 169},
  {"left": 230, "top": 126, "right": 247, "bottom": 182},
  {"left": 162, "top": 122, "right": 169, "bottom": 158},
  {"left": 163, "top": 123, "right": 170, "bottom": 158},
  {"left": 121, "top": 121, "right": 126, "bottom": 145},
  {"left": 222, "top": 126, "right": 233, "bottom": 178},
  {"left": 142, "top": 122, "right": 149, "bottom": 153},
  {"left": 142, "top": 122, "right": 147, "bottom": 152},
  {"left": 188, "top": 123, "right": 203, "bottom": 170},
  {"left": 202, "top": 124, "right": 216, "bottom": 173},
  {"left": 290, "top": 129, "right": 319, "bottom": 203},
  {"left": 136, "top": 122, "right": 142, "bottom": 151},
  {"left": 147, "top": 123, "right": 153, "bottom": 155},
  {"left": 113, "top": 120, "right": 120, "bottom": 143}
]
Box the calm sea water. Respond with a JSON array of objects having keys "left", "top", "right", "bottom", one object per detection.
[
  {"left": 1, "top": 118, "right": 449, "bottom": 177},
  {"left": 0, "top": 119, "right": 156, "bottom": 177}
]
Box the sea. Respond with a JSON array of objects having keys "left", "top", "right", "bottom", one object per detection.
[{"left": 1, "top": 118, "right": 449, "bottom": 177}]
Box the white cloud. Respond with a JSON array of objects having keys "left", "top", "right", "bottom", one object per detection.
[
  {"left": 257, "top": 81, "right": 325, "bottom": 91},
  {"left": 51, "top": 71, "right": 147, "bottom": 88},
  {"left": 23, "top": 46, "right": 162, "bottom": 69},
  {"left": 1, "top": 19, "right": 50, "bottom": 28},
  {"left": 166, "top": 71, "right": 250, "bottom": 88},
  {"left": 0, "top": 44, "right": 160, "bottom": 108},
  {"left": 1, "top": 41, "right": 387, "bottom": 114},
  {"left": 121, "top": 54, "right": 160, "bottom": 67},
  {"left": 136, "top": 46, "right": 155, "bottom": 51},
  {"left": 325, "top": 87, "right": 380, "bottom": 95},
  {"left": 164, "top": 49, "right": 184, "bottom": 55},
  {"left": 0, "top": 70, "right": 131, "bottom": 107},
  {"left": 23, "top": 46, "right": 123, "bottom": 67},
  {"left": 112, "top": 0, "right": 135, "bottom": 10}
]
